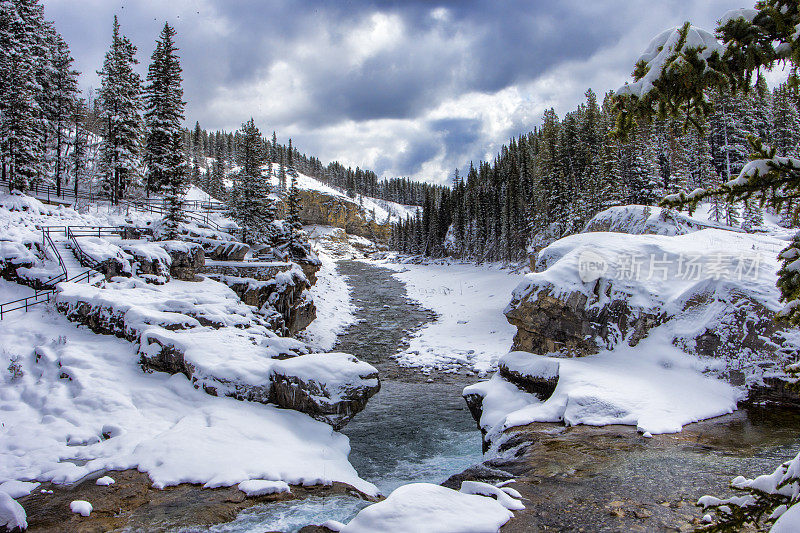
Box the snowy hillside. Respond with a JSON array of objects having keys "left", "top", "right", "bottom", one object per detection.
[{"left": 264, "top": 164, "right": 419, "bottom": 225}]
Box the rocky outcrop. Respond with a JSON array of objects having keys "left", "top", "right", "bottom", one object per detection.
[
  {"left": 55, "top": 281, "right": 376, "bottom": 428},
  {"left": 505, "top": 283, "right": 664, "bottom": 356},
  {"left": 0, "top": 241, "right": 37, "bottom": 284},
  {"left": 294, "top": 190, "right": 391, "bottom": 243},
  {"left": 463, "top": 353, "right": 560, "bottom": 452},
  {"left": 201, "top": 261, "right": 292, "bottom": 281},
  {"left": 162, "top": 241, "right": 204, "bottom": 281},
  {"left": 505, "top": 206, "right": 800, "bottom": 407},
  {"left": 497, "top": 353, "right": 559, "bottom": 399},
  {"left": 209, "top": 266, "right": 317, "bottom": 335},
  {"left": 197, "top": 238, "right": 249, "bottom": 261},
  {"left": 269, "top": 353, "right": 380, "bottom": 430}
]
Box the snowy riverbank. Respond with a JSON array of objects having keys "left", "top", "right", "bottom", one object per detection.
[{"left": 374, "top": 258, "right": 523, "bottom": 375}]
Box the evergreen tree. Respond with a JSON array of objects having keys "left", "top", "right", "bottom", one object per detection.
[
  {"left": 286, "top": 171, "right": 302, "bottom": 245},
  {"left": 144, "top": 22, "right": 186, "bottom": 198},
  {"left": 278, "top": 150, "right": 287, "bottom": 192},
  {"left": 227, "top": 118, "right": 274, "bottom": 245},
  {"left": 0, "top": 0, "right": 47, "bottom": 191},
  {"left": 48, "top": 32, "right": 79, "bottom": 197},
  {"left": 70, "top": 98, "right": 88, "bottom": 198},
  {"left": 97, "top": 16, "right": 142, "bottom": 204}
]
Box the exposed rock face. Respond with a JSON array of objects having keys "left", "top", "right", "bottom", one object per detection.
[
  {"left": 162, "top": 241, "right": 204, "bottom": 281},
  {"left": 269, "top": 353, "right": 380, "bottom": 430},
  {"left": 198, "top": 238, "right": 249, "bottom": 261},
  {"left": 498, "top": 354, "right": 559, "bottom": 400},
  {"left": 210, "top": 270, "right": 317, "bottom": 335},
  {"left": 505, "top": 282, "right": 663, "bottom": 356},
  {"left": 201, "top": 261, "right": 292, "bottom": 281},
  {"left": 295, "top": 190, "right": 391, "bottom": 243}
]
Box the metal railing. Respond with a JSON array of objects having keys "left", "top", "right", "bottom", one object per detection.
[
  {"left": 66, "top": 226, "right": 123, "bottom": 269},
  {"left": 120, "top": 198, "right": 241, "bottom": 238},
  {"left": 1, "top": 178, "right": 100, "bottom": 204},
  {"left": 0, "top": 225, "right": 120, "bottom": 320},
  {"left": 2, "top": 178, "right": 225, "bottom": 211}
]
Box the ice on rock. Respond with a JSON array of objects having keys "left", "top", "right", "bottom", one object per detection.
[{"left": 95, "top": 476, "right": 115, "bottom": 486}]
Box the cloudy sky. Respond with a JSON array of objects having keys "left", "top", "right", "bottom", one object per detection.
[{"left": 44, "top": 0, "right": 751, "bottom": 184}]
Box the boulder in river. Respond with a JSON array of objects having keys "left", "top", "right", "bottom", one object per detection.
[{"left": 270, "top": 353, "right": 380, "bottom": 430}]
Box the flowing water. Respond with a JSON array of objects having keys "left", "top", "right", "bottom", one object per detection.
[
  {"left": 200, "top": 260, "right": 800, "bottom": 532},
  {"left": 197, "top": 260, "right": 483, "bottom": 532}
]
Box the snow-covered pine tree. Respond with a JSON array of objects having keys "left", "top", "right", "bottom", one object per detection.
[
  {"left": 209, "top": 154, "right": 225, "bottom": 201},
  {"left": 287, "top": 138, "right": 298, "bottom": 179},
  {"left": 97, "top": 16, "right": 142, "bottom": 204},
  {"left": 70, "top": 98, "right": 88, "bottom": 198},
  {"left": 0, "top": 0, "right": 47, "bottom": 191},
  {"left": 48, "top": 32, "right": 79, "bottom": 197},
  {"left": 278, "top": 150, "right": 287, "bottom": 192},
  {"left": 286, "top": 170, "right": 302, "bottom": 245},
  {"left": 227, "top": 118, "right": 274, "bottom": 245},
  {"left": 144, "top": 21, "right": 186, "bottom": 206}
]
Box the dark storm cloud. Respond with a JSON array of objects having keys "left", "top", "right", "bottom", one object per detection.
[
  {"left": 43, "top": 0, "right": 749, "bottom": 182},
  {"left": 431, "top": 118, "right": 481, "bottom": 159}
]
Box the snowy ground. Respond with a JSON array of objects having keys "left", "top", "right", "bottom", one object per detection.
[
  {"left": 0, "top": 282, "right": 376, "bottom": 497},
  {"left": 373, "top": 259, "right": 523, "bottom": 375},
  {"left": 300, "top": 251, "right": 357, "bottom": 352}
]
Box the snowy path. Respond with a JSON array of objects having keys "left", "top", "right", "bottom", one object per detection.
[
  {"left": 375, "top": 261, "right": 524, "bottom": 374},
  {"left": 52, "top": 239, "right": 83, "bottom": 278}
]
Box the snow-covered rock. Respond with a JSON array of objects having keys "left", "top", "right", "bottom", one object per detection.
[
  {"left": 237, "top": 479, "right": 291, "bottom": 497},
  {"left": 270, "top": 353, "right": 380, "bottom": 430},
  {"left": 210, "top": 264, "right": 316, "bottom": 335},
  {"left": 69, "top": 500, "right": 92, "bottom": 517},
  {"left": 581, "top": 205, "right": 720, "bottom": 238},
  {"left": 506, "top": 226, "right": 797, "bottom": 386},
  {"left": 468, "top": 205, "right": 799, "bottom": 446},
  {"left": 0, "top": 492, "right": 26, "bottom": 532},
  {"left": 337, "top": 482, "right": 520, "bottom": 532}
]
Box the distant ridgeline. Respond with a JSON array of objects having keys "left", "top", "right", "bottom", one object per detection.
[
  {"left": 390, "top": 85, "right": 800, "bottom": 262},
  {"left": 184, "top": 123, "right": 442, "bottom": 208}
]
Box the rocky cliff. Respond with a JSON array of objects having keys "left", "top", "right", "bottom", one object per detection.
[{"left": 287, "top": 190, "right": 391, "bottom": 243}]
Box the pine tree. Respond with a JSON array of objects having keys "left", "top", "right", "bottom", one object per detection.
[
  {"left": 278, "top": 150, "right": 287, "bottom": 192},
  {"left": 287, "top": 138, "right": 298, "bottom": 179},
  {"left": 0, "top": 0, "right": 47, "bottom": 191},
  {"left": 48, "top": 32, "right": 79, "bottom": 197},
  {"left": 144, "top": 22, "right": 186, "bottom": 197},
  {"left": 70, "top": 98, "right": 88, "bottom": 198},
  {"left": 97, "top": 16, "right": 142, "bottom": 204},
  {"left": 227, "top": 118, "right": 274, "bottom": 245},
  {"left": 286, "top": 171, "right": 302, "bottom": 245}
]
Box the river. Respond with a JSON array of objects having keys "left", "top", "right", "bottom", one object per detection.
[{"left": 197, "top": 259, "right": 800, "bottom": 532}]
